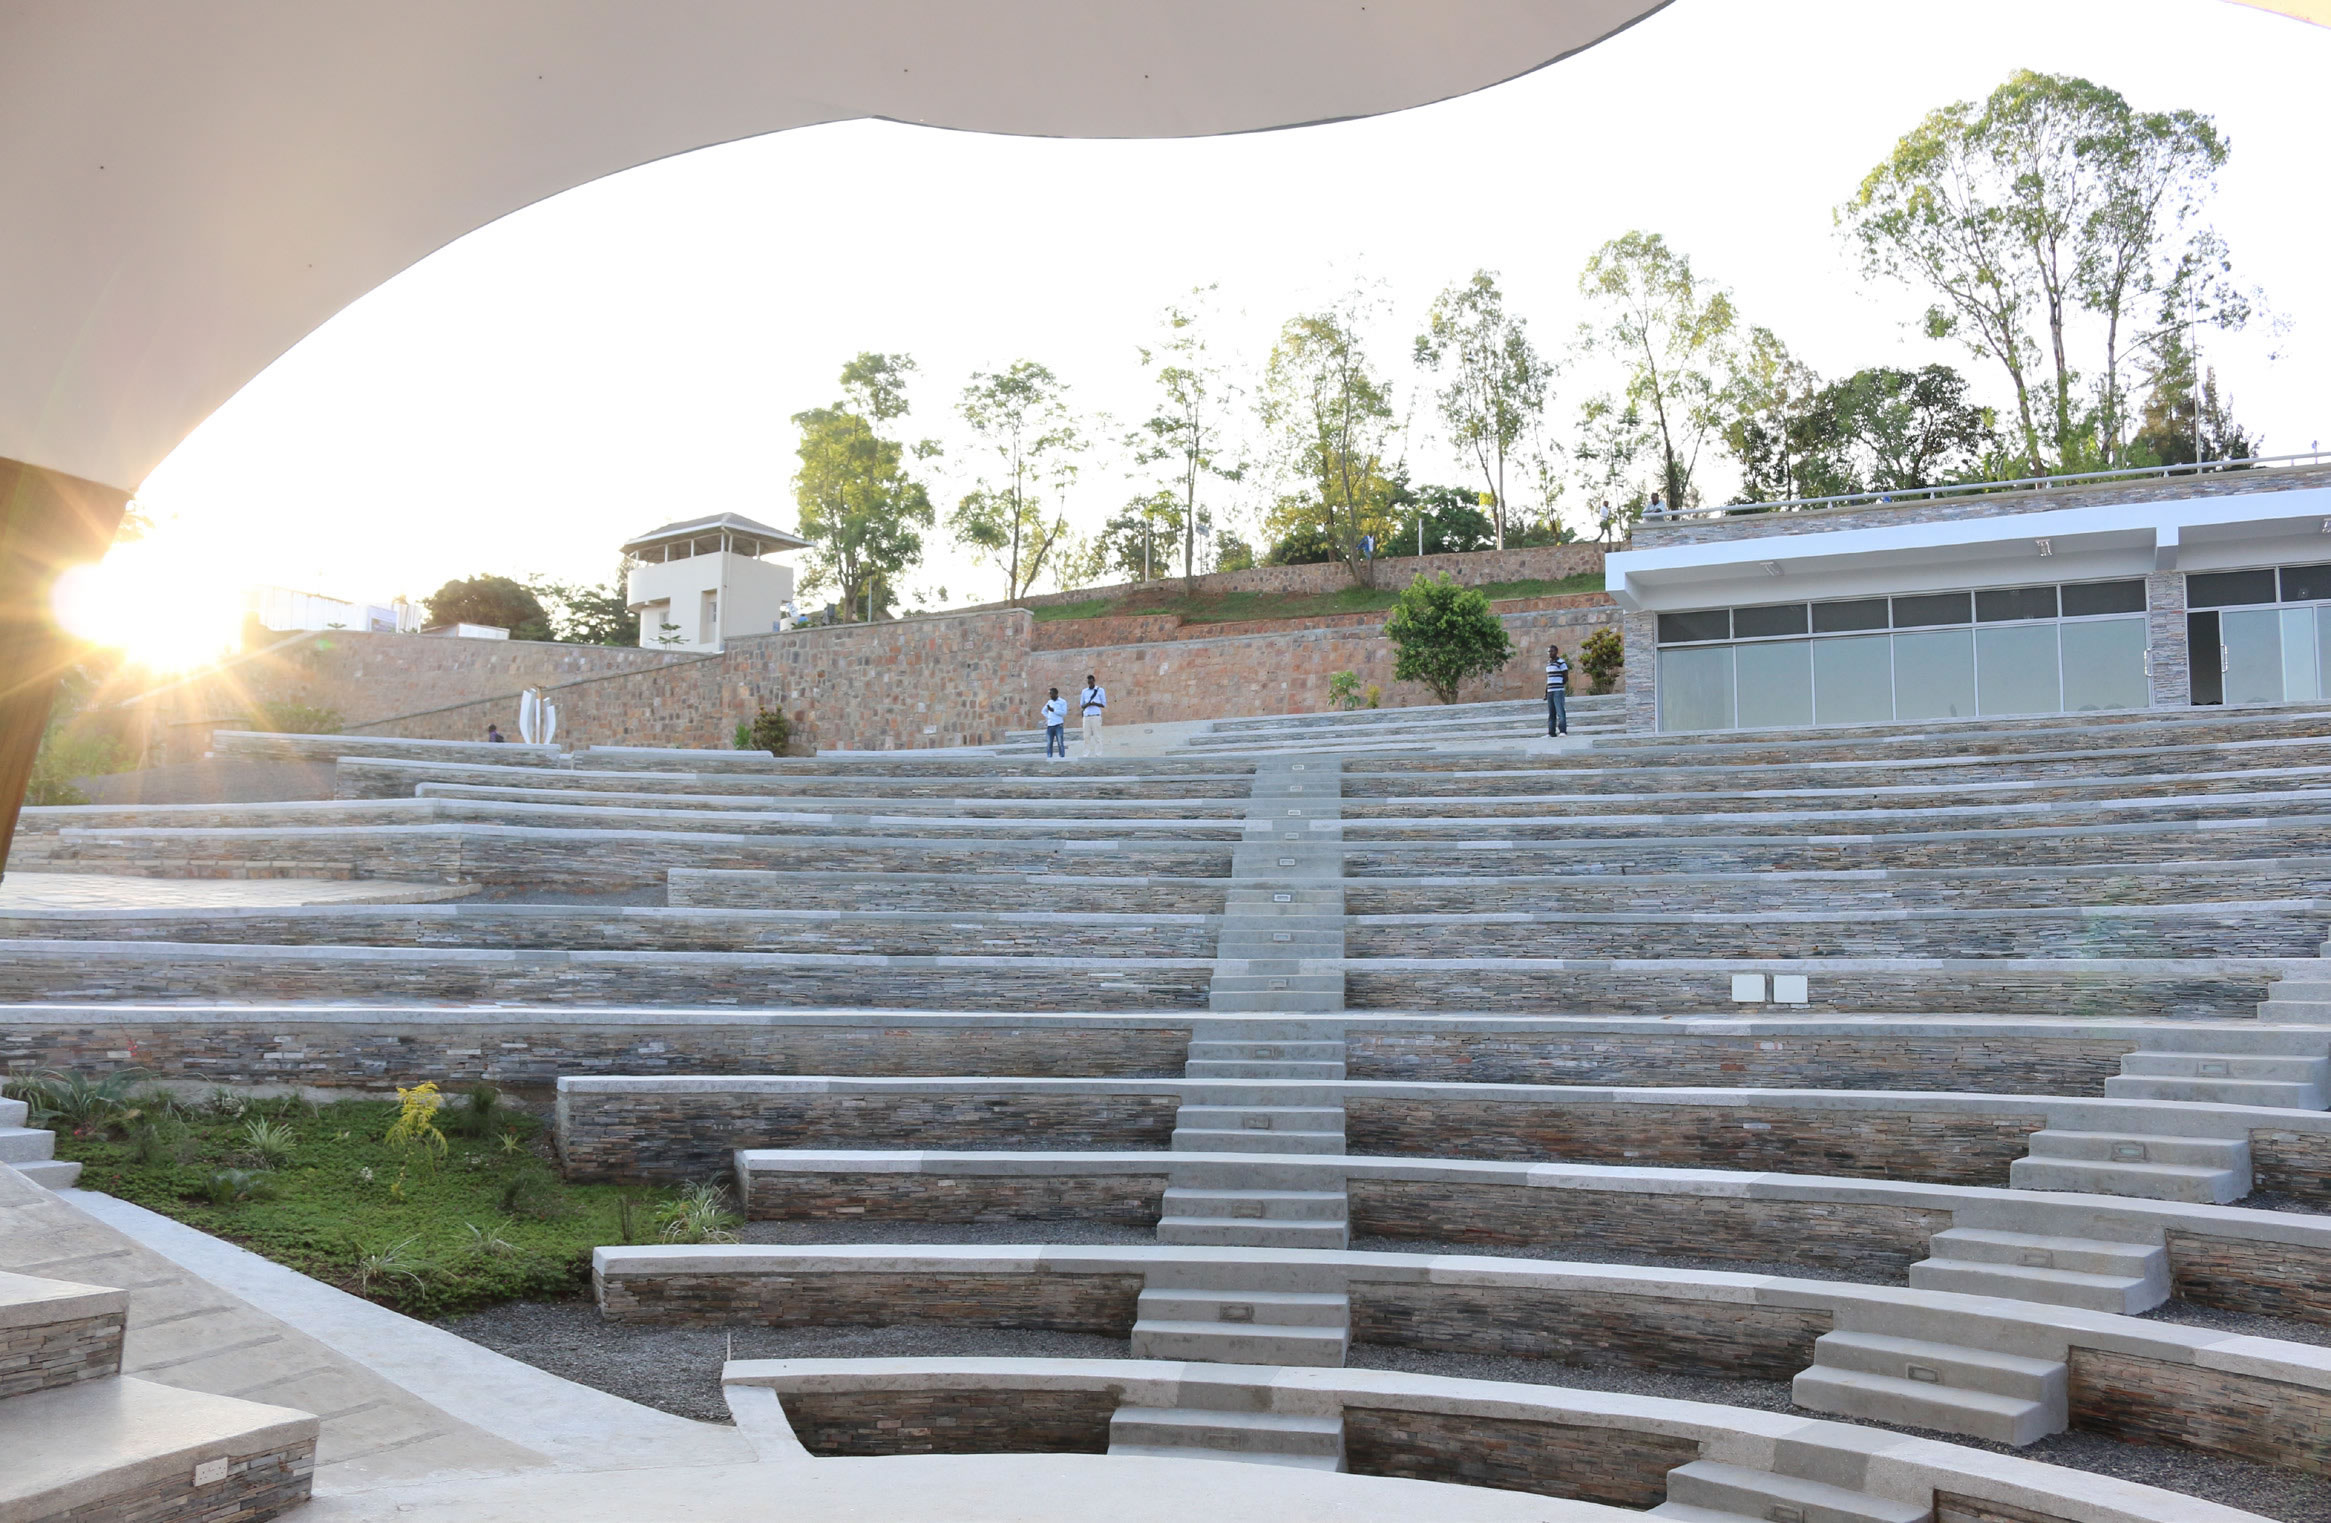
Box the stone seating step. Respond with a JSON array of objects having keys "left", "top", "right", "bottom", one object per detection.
[
  {"left": 9, "top": 1159, "right": 81, "bottom": 1189},
  {"left": 1155, "top": 1217, "right": 1351, "bottom": 1249},
  {"left": 1171, "top": 1104, "right": 1344, "bottom": 1130},
  {"left": 1161, "top": 1187, "right": 1349, "bottom": 1223},
  {"left": 0, "top": 1127, "right": 62, "bottom": 1164},
  {"left": 1916, "top": 1226, "right": 2167, "bottom": 1279},
  {"left": 2022, "top": 1128, "right": 2248, "bottom": 1167},
  {"left": 1106, "top": 1407, "right": 1344, "bottom": 1468},
  {"left": 1657, "top": 1460, "right": 1930, "bottom": 1523},
  {"left": 0, "top": 1374, "right": 318, "bottom": 1523},
  {"left": 1791, "top": 1331, "right": 2065, "bottom": 1446},
  {"left": 1186, "top": 1040, "right": 1346, "bottom": 1062},
  {"left": 1125, "top": 1317, "right": 1349, "bottom": 1367}
]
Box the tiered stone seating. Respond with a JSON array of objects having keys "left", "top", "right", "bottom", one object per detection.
[{"left": 6, "top": 702, "right": 2331, "bottom": 1512}]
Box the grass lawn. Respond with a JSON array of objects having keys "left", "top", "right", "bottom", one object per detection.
[
  {"left": 34, "top": 1081, "right": 713, "bottom": 1318},
  {"left": 1030, "top": 570, "right": 1604, "bottom": 625}
]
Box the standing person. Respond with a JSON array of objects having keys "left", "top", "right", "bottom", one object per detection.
[
  {"left": 1078, "top": 673, "right": 1108, "bottom": 760},
  {"left": 1041, "top": 687, "right": 1068, "bottom": 761},
  {"left": 1544, "top": 644, "right": 1571, "bottom": 737}
]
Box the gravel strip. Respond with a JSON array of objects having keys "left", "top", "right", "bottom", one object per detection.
[
  {"left": 2143, "top": 1296, "right": 2331, "bottom": 1349},
  {"left": 435, "top": 1299, "right": 1128, "bottom": 1423}
]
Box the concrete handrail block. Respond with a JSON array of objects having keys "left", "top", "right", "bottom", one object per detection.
[
  {"left": 596, "top": 1242, "right": 2331, "bottom": 1388},
  {"left": 728, "top": 1148, "right": 2331, "bottom": 1254},
  {"left": 0, "top": 1269, "right": 125, "bottom": 1331},
  {"left": 565, "top": 1072, "right": 2331, "bottom": 1139},
  {"left": 715, "top": 1356, "right": 2272, "bottom": 1523}
]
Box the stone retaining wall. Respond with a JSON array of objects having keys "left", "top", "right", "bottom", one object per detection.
[
  {"left": 989, "top": 542, "right": 1610, "bottom": 609},
  {"left": 0, "top": 1010, "right": 1196, "bottom": 1095},
  {"left": 665, "top": 870, "right": 1225, "bottom": 915},
  {"left": 0, "top": 1309, "right": 123, "bottom": 1398},
  {"left": 595, "top": 1265, "right": 1144, "bottom": 1333},
  {"left": 1351, "top": 1281, "right": 1831, "bottom": 1380},
  {"left": 1344, "top": 1031, "right": 2132, "bottom": 1094},
  {"left": 742, "top": 1171, "right": 1167, "bottom": 1226},
  {"left": 1342, "top": 1406, "right": 1695, "bottom": 1507},
  {"left": 780, "top": 1388, "right": 1116, "bottom": 1456},
  {"left": 2070, "top": 1347, "right": 2331, "bottom": 1476}
]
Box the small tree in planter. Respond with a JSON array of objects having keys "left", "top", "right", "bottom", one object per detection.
[
  {"left": 1579, "top": 626, "right": 1625, "bottom": 694},
  {"left": 1383, "top": 573, "right": 1515, "bottom": 704},
  {"left": 740, "top": 708, "right": 792, "bottom": 756}
]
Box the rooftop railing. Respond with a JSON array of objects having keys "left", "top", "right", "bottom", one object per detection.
[{"left": 1641, "top": 447, "right": 2331, "bottom": 524}]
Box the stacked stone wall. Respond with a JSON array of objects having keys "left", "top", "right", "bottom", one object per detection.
[
  {"left": 1342, "top": 1407, "right": 1696, "bottom": 1507},
  {"left": 2069, "top": 1347, "right": 2331, "bottom": 1475},
  {"left": 0, "top": 1309, "right": 123, "bottom": 1397},
  {"left": 985, "top": 541, "right": 1609, "bottom": 610},
  {"left": 594, "top": 1267, "right": 1143, "bottom": 1333},
  {"left": 1350, "top": 1282, "right": 1830, "bottom": 1380},
  {"left": 743, "top": 1172, "right": 1168, "bottom": 1226},
  {"left": 780, "top": 1388, "right": 1116, "bottom": 1456}
]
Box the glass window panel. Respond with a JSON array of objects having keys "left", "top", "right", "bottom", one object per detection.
[
  {"left": 2282, "top": 607, "right": 2321, "bottom": 703},
  {"left": 1659, "top": 609, "right": 1732, "bottom": 645},
  {"left": 2188, "top": 569, "right": 2278, "bottom": 608},
  {"left": 1975, "top": 585, "right": 2059, "bottom": 622},
  {"left": 1892, "top": 591, "right": 1973, "bottom": 628},
  {"left": 2283, "top": 563, "right": 2331, "bottom": 604},
  {"left": 1976, "top": 623, "right": 2062, "bottom": 715},
  {"left": 1892, "top": 628, "right": 1976, "bottom": 719},
  {"left": 1812, "top": 598, "right": 1889, "bottom": 634},
  {"left": 1659, "top": 645, "right": 1737, "bottom": 732},
  {"left": 2060, "top": 617, "right": 2148, "bottom": 712},
  {"left": 1731, "top": 603, "right": 1810, "bottom": 639},
  {"left": 2220, "top": 607, "right": 2284, "bottom": 705},
  {"left": 1734, "top": 639, "right": 1813, "bottom": 728},
  {"left": 2318, "top": 608, "right": 2331, "bottom": 704},
  {"left": 2060, "top": 579, "right": 2146, "bottom": 617},
  {"left": 1813, "top": 634, "right": 1893, "bottom": 725}
]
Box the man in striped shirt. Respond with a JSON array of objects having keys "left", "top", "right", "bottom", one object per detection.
[{"left": 1545, "top": 644, "right": 1571, "bottom": 736}]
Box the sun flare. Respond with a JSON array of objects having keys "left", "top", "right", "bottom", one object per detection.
[{"left": 51, "top": 538, "right": 248, "bottom": 675}]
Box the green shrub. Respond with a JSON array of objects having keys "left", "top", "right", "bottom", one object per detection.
[
  {"left": 247, "top": 701, "right": 343, "bottom": 735},
  {"left": 201, "top": 1168, "right": 278, "bottom": 1206},
  {"left": 743, "top": 707, "right": 791, "bottom": 755},
  {"left": 1383, "top": 574, "right": 1516, "bottom": 704},
  {"left": 240, "top": 1117, "right": 298, "bottom": 1166},
  {"left": 1580, "top": 626, "right": 1626, "bottom": 695},
  {"left": 656, "top": 1180, "right": 741, "bottom": 1244},
  {"left": 445, "top": 1083, "right": 516, "bottom": 1140}
]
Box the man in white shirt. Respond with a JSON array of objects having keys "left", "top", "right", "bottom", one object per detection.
[
  {"left": 1078, "top": 673, "right": 1108, "bottom": 759},
  {"left": 1041, "top": 687, "right": 1068, "bottom": 760}
]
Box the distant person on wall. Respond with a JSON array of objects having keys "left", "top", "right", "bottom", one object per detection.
[
  {"left": 1544, "top": 645, "right": 1571, "bottom": 737},
  {"left": 1079, "top": 673, "right": 1108, "bottom": 760},
  {"left": 485, "top": 724, "right": 506, "bottom": 743},
  {"left": 1042, "top": 687, "right": 1069, "bottom": 761}
]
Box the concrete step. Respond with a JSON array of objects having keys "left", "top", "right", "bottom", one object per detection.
[
  {"left": 1107, "top": 1407, "right": 1344, "bottom": 1469},
  {"left": 2008, "top": 1153, "right": 2248, "bottom": 1203},
  {"left": 1156, "top": 1217, "right": 1350, "bottom": 1249},
  {"left": 2119, "top": 1050, "right": 2331, "bottom": 1081},
  {"left": 1791, "top": 1365, "right": 2060, "bottom": 1446},
  {"left": 1140, "top": 1260, "right": 1349, "bottom": 1294},
  {"left": 0, "top": 1126, "right": 61, "bottom": 1164},
  {"left": 1184, "top": 1060, "right": 1346, "bottom": 1079},
  {"left": 1204, "top": 990, "right": 1347, "bottom": 1014},
  {"left": 1186, "top": 1040, "right": 1346, "bottom": 1062},
  {"left": 0, "top": 1096, "right": 25, "bottom": 1126},
  {"left": 1128, "top": 1317, "right": 1349, "bottom": 1366},
  {"left": 10, "top": 1158, "right": 82, "bottom": 1189},
  {"left": 1809, "top": 1330, "right": 2065, "bottom": 1403},
  {"left": 2259, "top": 999, "right": 2331, "bottom": 1023},
  {"left": 2022, "top": 1129, "right": 2248, "bottom": 1167},
  {"left": 1661, "top": 1460, "right": 1931, "bottom": 1523},
  {"left": 0, "top": 1375, "right": 318, "bottom": 1521},
  {"left": 1161, "top": 1187, "right": 1348, "bottom": 1220},
  {"left": 1905, "top": 1259, "right": 2165, "bottom": 1315},
  {"left": 1136, "top": 1287, "right": 1350, "bottom": 1327},
  {"left": 1170, "top": 1127, "right": 1346, "bottom": 1154},
  {"left": 1172, "top": 1104, "right": 1344, "bottom": 1131},
  {"left": 1164, "top": 1158, "right": 1341, "bottom": 1190},
  {"left": 2102, "top": 1074, "right": 2327, "bottom": 1108},
  {"left": 1918, "top": 1227, "right": 2166, "bottom": 1279}
]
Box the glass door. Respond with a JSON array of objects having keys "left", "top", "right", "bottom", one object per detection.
[{"left": 2220, "top": 607, "right": 2284, "bottom": 706}]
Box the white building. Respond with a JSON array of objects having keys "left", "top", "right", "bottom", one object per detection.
[
  {"left": 1605, "top": 456, "right": 2331, "bottom": 734},
  {"left": 246, "top": 585, "right": 421, "bottom": 635},
  {"left": 623, "top": 513, "right": 811, "bottom": 652}
]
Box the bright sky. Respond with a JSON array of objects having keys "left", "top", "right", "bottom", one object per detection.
[{"left": 119, "top": 0, "right": 2331, "bottom": 635}]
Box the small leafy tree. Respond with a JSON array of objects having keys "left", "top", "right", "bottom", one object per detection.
[
  {"left": 1579, "top": 627, "right": 1626, "bottom": 695},
  {"left": 746, "top": 707, "right": 791, "bottom": 756},
  {"left": 423, "top": 576, "right": 551, "bottom": 641},
  {"left": 1384, "top": 574, "right": 1515, "bottom": 705}
]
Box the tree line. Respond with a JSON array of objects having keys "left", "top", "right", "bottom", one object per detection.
[{"left": 432, "top": 69, "right": 2272, "bottom": 636}]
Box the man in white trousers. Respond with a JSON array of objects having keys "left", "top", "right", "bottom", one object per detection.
[{"left": 1078, "top": 672, "right": 1108, "bottom": 759}]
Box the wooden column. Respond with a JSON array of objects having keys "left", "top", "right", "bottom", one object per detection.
[{"left": 0, "top": 458, "right": 131, "bottom": 876}]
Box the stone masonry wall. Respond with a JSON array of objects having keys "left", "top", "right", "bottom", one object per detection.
[
  {"left": 0, "top": 1308, "right": 123, "bottom": 1398},
  {"left": 1351, "top": 1282, "right": 1831, "bottom": 1380},
  {"left": 43, "top": 1440, "right": 315, "bottom": 1523},
  {"left": 988, "top": 542, "right": 1610, "bottom": 610},
  {"left": 1343, "top": 1407, "right": 1698, "bottom": 1508},
  {"left": 1345, "top": 1099, "right": 2048, "bottom": 1186},
  {"left": 2165, "top": 1230, "right": 2331, "bottom": 1325},
  {"left": 558, "top": 1092, "right": 1182, "bottom": 1182},
  {"left": 1345, "top": 1032, "right": 2132, "bottom": 1094},
  {"left": 780, "top": 1388, "right": 1116, "bottom": 1456},
  {"left": 742, "top": 1172, "right": 1168, "bottom": 1226},
  {"left": 2069, "top": 1347, "right": 2331, "bottom": 1475},
  {"left": 594, "top": 1267, "right": 1144, "bottom": 1334},
  {"left": 1348, "top": 1181, "right": 1946, "bottom": 1281}
]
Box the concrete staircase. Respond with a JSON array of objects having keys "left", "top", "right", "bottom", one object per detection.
[
  {"left": 1651, "top": 1458, "right": 1929, "bottom": 1523},
  {"left": 0, "top": 1096, "right": 79, "bottom": 1189},
  {"left": 0, "top": 1266, "right": 317, "bottom": 1522},
  {"left": 2008, "top": 1128, "right": 2251, "bottom": 1204},
  {"left": 1107, "top": 1379, "right": 1345, "bottom": 1470},
  {"left": 1907, "top": 1227, "right": 2170, "bottom": 1314},
  {"left": 1128, "top": 1259, "right": 1352, "bottom": 1367},
  {"left": 1790, "top": 1328, "right": 2068, "bottom": 1446}
]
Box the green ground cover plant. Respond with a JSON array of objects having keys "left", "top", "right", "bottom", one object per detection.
[
  {"left": 17, "top": 1072, "right": 723, "bottom": 1317},
  {"left": 1028, "top": 571, "right": 1601, "bottom": 625}
]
